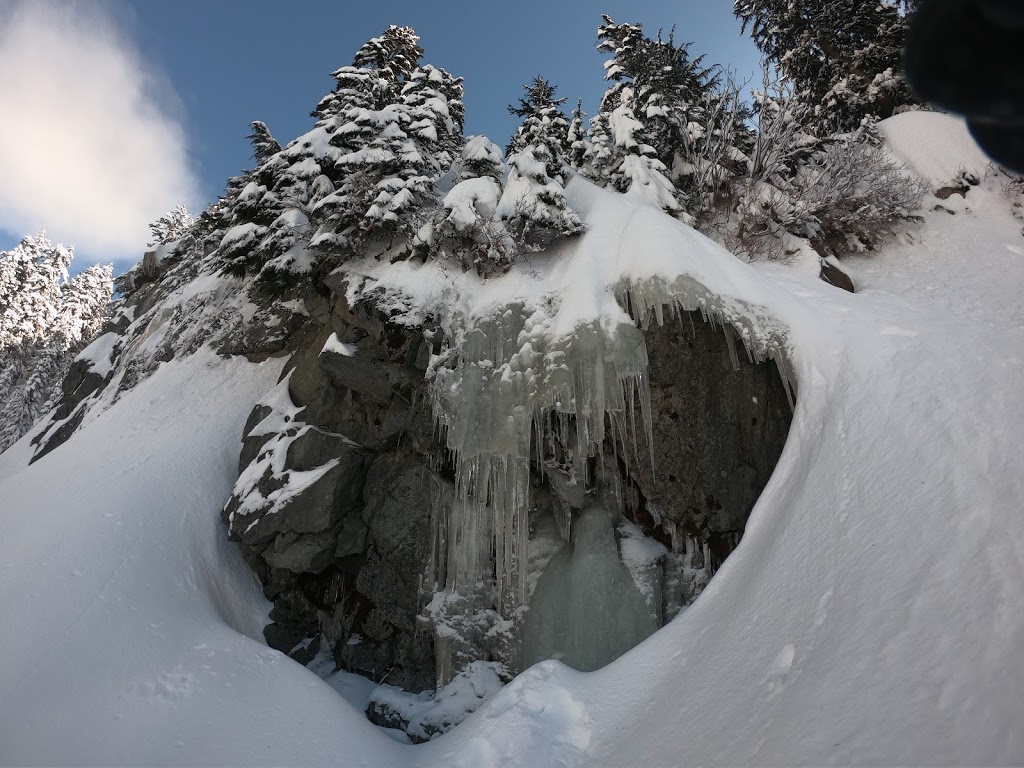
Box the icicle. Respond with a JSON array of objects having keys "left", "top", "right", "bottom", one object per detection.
[
  {"left": 723, "top": 326, "right": 741, "bottom": 371},
  {"left": 773, "top": 352, "right": 796, "bottom": 411}
]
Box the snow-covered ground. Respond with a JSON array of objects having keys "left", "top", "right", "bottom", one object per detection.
[{"left": 2, "top": 113, "right": 1023, "bottom": 766}]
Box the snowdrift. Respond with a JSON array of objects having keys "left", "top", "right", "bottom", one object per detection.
[{"left": 2, "top": 112, "right": 1023, "bottom": 766}]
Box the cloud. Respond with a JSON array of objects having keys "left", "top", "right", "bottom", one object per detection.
[{"left": 0, "top": 1, "right": 200, "bottom": 261}]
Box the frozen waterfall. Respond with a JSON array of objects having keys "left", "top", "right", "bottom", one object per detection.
[{"left": 522, "top": 506, "right": 658, "bottom": 672}]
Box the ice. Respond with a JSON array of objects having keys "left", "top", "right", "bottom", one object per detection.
[
  {"left": 427, "top": 308, "right": 654, "bottom": 613},
  {"left": 521, "top": 506, "right": 657, "bottom": 672}
]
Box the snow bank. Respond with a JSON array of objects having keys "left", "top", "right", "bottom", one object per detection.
[
  {"left": 880, "top": 110, "right": 992, "bottom": 187},
  {"left": 0, "top": 351, "right": 407, "bottom": 766}
]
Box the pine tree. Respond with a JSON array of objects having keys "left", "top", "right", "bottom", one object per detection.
[
  {"left": 583, "top": 112, "right": 616, "bottom": 184},
  {"left": 566, "top": 99, "right": 589, "bottom": 170},
  {"left": 429, "top": 136, "right": 517, "bottom": 275},
  {"left": 505, "top": 76, "right": 571, "bottom": 165},
  {"left": 307, "top": 28, "right": 465, "bottom": 262},
  {"left": 592, "top": 16, "right": 743, "bottom": 216},
  {"left": 247, "top": 121, "right": 282, "bottom": 164},
  {"left": 499, "top": 78, "right": 583, "bottom": 247},
  {"left": 214, "top": 26, "right": 464, "bottom": 284},
  {"left": 148, "top": 205, "right": 194, "bottom": 248},
  {"left": 734, "top": 0, "right": 915, "bottom": 132}
]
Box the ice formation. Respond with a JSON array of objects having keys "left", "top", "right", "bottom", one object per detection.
[
  {"left": 522, "top": 506, "right": 657, "bottom": 671},
  {"left": 347, "top": 261, "right": 796, "bottom": 683}
]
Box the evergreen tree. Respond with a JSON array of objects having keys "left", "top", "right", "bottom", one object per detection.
[
  {"left": 734, "top": 0, "right": 916, "bottom": 131},
  {"left": 506, "top": 76, "right": 571, "bottom": 165},
  {"left": 429, "top": 136, "right": 517, "bottom": 275},
  {"left": 590, "top": 15, "right": 746, "bottom": 217},
  {"left": 583, "top": 112, "right": 616, "bottom": 184},
  {"left": 215, "top": 25, "right": 464, "bottom": 283},
  {"left": 566, "top": 99, "right": 589, "bottom": 170},
  {"left": 247, "top": 121, "right": 282, "bottom": 164},
  {"left": 499, "top": 78, "right": 583, "bottom": 247},
  {"left": 148, "top": 205, "right": 194, "bottom": 248}
]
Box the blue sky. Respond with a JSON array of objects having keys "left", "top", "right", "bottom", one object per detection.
[{"left": 0, "top": 0, "right": 762, "bottom": 272}]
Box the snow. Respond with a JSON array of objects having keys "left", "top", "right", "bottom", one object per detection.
[
  {"left": 369, "top": 661, "right": 507, "bottom": 741},
  {"left": 879, "top": 111, "right": 992, "bottom": 188},
  {"left": 2, "top": 112, "right": 1024, "bottom": 765},
  {"left": 443, "top": 177, "right": 501, "bottom": 231},
  {"left": 462, "top": 135, "right": 503, "bottom": 167},
  {"left": 76, "top": 331, "right": 119, "bottom": 378},
  {"left": 321, "top": 331, "right": 357, "bottom": 357},
  {"left": 0, "top": 351, "right": 407, "bottom": 766}
]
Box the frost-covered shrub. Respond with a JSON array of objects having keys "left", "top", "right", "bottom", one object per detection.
[
  {"left": 425, "top": 175, "right": 517, "bottom": 276},
  {"left": 729, "top": 68, "right": 926, "bottom": 260},
  {"left": 736, "top": 136, "right": 926, "bottom": 258}
]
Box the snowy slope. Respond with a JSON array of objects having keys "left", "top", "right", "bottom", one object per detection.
[
  {"left": 2, "top": 112, "right": 1023, "bottom": 766},
  {"left": 0, "top": 352, "right": 407, "bottom": 766}
]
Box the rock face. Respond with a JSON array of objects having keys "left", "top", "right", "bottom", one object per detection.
[
  {"left": 621, "top": 312, "right": 793, "bottom": 568},
  {"left": 221, "top": 283, "right": 792, "bottom": 695},
  {"left": 222, "top": 285, "right": 443, "bottom": 692}
]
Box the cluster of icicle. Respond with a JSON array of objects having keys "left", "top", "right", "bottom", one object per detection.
[
  {"left": 353, "top": 270, "right": 794, "bottom": 683},
  {"left": 427, "top": 304, "right": 655, "bottom": 618}
]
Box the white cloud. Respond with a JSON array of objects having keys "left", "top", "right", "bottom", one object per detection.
[{"left": 0, "top": 1, "right": 200, "bottom": 261}]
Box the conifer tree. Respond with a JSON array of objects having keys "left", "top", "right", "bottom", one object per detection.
[
  {"left": 215, "top": 25, "right": 464, "bottom": 283},
  {"left": 583, "top": 112, "right": 616, "bottom": 184},
  {"left": 308, "top": 28, "right": 464, "bottom": 262},
  {"left": 734, "top": 0, "right": 915, "bottom": 131},
  {"left": 499, "top": 78, "right": 583, "bottom": 247},
  {"left": 148, "top": 205, "right": 194, "bottom": 248},
  {"left": 247, "top": 121, "right": 282, "bottom": 164},
  {"left": 429, "top": 136, "right": 517, "bottom": 275},
  {"left": 589, "top": 15, "right": 750, "bottom": 217},
  {"left": 566, "top": 99, "right": 589, "bottom": 170},
  {"left": 591, "top": 18, "right": 691, "bottom": 213}
]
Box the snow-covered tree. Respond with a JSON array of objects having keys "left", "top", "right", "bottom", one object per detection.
[
  {"left": 214, "top": 26, "right": 464, "bottom": 285},
  {"left": 604, "top": 86, "right": 682, "bottom": 214},
  {"left": 148, "top": 205, "right": 194, "bottom": 248},
  {"left": 566, "top": 99, "right": 589, "bottom": 170},
  {"left": 590, "top": 15, "right": 743, "bottom": 217},
  {"left": 308, "top": 27, "right": 464, "bottom": 262},
  {"left": 247, "top": 121, "right": 282, "bottom": 164},
  {"left": 734, "top": 0, "right": 916, "bottom": 132},
  {"left": 0, "top": 235, "right": 111, "bottom": 452},
  {"left": 427, "top": 136, "right": 517, "bottom": 275},
  {"left": 582, "top": 112, "right": 616, "bottom": 184},
  {"left": 499, "top": 78, "right": 583, "bottom": 247},
  {"left": 506, "top": 76, "right": 571, "bottom": 163}
]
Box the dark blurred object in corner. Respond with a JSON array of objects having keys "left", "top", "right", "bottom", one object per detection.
[{"left": 905, "top": 0, "right": 1024, "bottom": 173}]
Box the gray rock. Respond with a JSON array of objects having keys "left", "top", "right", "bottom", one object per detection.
[
  {"left": 620, "top": 310, "right": 791, "bottom": 564},
  {"left": 819, "top": 258, "right": 856, "bottom": 293},
  {"left": 265, "top": 530, "right": 342, "bottom": 574}
]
